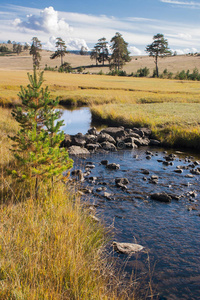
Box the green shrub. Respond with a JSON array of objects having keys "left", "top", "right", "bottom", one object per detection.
[
  {"left": 58, "top": 62, "right": 72, "bottom": 73},
  {"left": 136, "top": 67, "right": 150, "bottom": 77}
]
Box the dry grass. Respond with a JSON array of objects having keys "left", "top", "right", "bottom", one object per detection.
[{"left": 1, "top": 181, "right": 127, "bottom": 299}]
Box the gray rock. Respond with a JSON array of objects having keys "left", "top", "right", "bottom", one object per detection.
[
  {"left": 101, "top": 160, "right": 109, "bottom": 165},
  {"left": 101, "top": 142, "right": 117, "bottom": 151},
  {"left": 142, "top": 169, "right": 150, "bottom": 175},
  {"left": 85, "top": 134, "right": 97, "bottom": 144},
  {"left": 113, "top": 242, "right": 144, "bottom": 255},
  {"left": 103, "top": 192, "right": 112, "bottom": 200},
  {"left": 60, "top": 134, "right": 72, "bottom": 148},
  {"left": 86, "top": 143, "right": 100, "bottom": 151},
  {"left": 115, "top": 178, "right": 129, "bottom": 188},
  {"left": 149, "top": 139, "right": 161, "bottom": 146},
  {"left": 106, "top": 163, "right": 120, "bottom": 170},
  {"left": 174, "top": 169, "right": 183, "bottom": 173},
  {"left": 87, "top": 127, "right": 97, "bottom": 135},
  {"left": 132, "top": 128, "right": 145, "bottom": 137},
  {"left": 68, "top": 146, "right": 90, "bottom": 156},
  {"left": 97, "top": 133, "right": 116, "bottom": 144},
  {"left": 150, "top": 192, "right": 172, "bottom": 202},
  {"left": 101, "top": 127, "right": 125, "bottom": 139}
]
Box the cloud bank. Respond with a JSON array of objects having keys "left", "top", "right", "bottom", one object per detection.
[{"left": 0, "top": 4, "right": 200, "bottom": 54}]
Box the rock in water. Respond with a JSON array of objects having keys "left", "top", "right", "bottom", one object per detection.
[
  {"left": 150, "top": 192, "right": 172, "bottom": 203},
  {"left": 113, "top": 242, "right": 144, "bottom": 255}
]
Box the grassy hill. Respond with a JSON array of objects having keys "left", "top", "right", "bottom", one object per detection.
[{"left": 0, "top": 45, "right": 200, "bottom": 75}]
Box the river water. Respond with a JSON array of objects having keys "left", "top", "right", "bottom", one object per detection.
[{"left": 60, "top": 106, "right": 200, "bottom": 300}]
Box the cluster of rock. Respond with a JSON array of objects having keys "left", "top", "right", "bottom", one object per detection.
[{"left": 60, "top": 126, "right": 161, "bottom": 155}]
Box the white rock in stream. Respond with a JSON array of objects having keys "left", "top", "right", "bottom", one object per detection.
[{"left": 113, "top": 242, "right": 144, "bottom": 255}]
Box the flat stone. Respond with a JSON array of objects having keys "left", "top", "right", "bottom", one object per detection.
[
  {"left": 113, "top": 242, "right": 144, "bottom": 255},
  {"left": 68, "top": 146, "right": 90, "bottom": 155}
]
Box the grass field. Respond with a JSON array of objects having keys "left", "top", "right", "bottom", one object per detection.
[{"left": 0, "top": 68, "right": 200, "bottom": 149}]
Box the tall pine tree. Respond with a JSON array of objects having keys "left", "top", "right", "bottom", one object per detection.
[{"left": 9, "top": 68, "right": 73, "bottom": 198}]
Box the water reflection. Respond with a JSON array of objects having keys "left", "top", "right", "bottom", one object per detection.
[{"left": 59, "top": 106, "right": 91, "bottom": 135}]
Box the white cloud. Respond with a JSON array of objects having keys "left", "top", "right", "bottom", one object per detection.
[
  {"left": 44, "top": 36, "right": 90, "bottom": 51},
  {"left": 160, "top": 0, "right": 200, "bottom": 7},
  {"left": 129, "top": 46, "right": 142, "bottom": 55},
  {"left": 14, "top": 6, "right": 72, "bottom": 33},
  {"left": 172, "top": 47, "right": 198, "bottom": 54}
]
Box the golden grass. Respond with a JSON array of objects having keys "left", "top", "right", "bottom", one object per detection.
[
  {"left": 0, "top": 182, "right": 121, "bottom": 299},
  {"left": 1, "top": 71, "right": 200, "bottom": 107},
  {"left": 0, "top": 107, "right": 18, "bottom": 165}
]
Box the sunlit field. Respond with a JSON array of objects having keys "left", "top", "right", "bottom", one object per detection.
[{"left": 1, "top": 71, "right": 200, "bottom": 106}]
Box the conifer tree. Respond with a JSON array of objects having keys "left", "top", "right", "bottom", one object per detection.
[
  {"left": 110, "top": 32, "right": 131, "bottom": 71},
  {"left": 50, "top": 37, "right": 68, "bottom": 66},
  {"left": 9, "top": 68, "right": 73, "bottom": 198},
  {"left": 146, "top": 33, "right": 171, "bottom": 77}
]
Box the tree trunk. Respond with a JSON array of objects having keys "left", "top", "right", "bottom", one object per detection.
[{"left": 155, "top": 55, "right": 159, "bottom": 77}]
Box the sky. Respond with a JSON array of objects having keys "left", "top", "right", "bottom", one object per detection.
[{"left": 0, "top": 0, "right": 200, "bottom": 55}]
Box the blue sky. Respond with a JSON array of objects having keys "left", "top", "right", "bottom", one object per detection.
[{"left": 0, "top": 0, "right": 200, "bottom": 54}]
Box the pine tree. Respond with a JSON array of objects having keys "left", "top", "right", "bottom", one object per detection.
[
  {"left": 146, "top": 33, "right": 171, "bottom": 77},
  {"left": 9, "top": 68, "right": 73, "bottom": 198},
  {"left": 30, "top": 37, "right": 42, "bottom": 69},
  {"left": 110, "top": 32, "right": 131, "bottom": 71},
  {"left": 50, "top": 37, "right": 68, "bottom": 66}
]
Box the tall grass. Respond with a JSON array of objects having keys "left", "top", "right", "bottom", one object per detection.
[{"left": 0, "top": 182, "right": 117, "bottom": 299}]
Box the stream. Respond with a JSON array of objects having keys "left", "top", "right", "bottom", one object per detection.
[{"left": 60, "top": 106, "right": 200, "bottom": 300}]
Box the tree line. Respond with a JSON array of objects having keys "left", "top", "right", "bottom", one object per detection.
[{"left": 28, "top": 33, "right": 172, "bottom": 77}]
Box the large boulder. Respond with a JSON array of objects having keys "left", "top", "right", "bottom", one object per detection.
[
  {"left": 97, "top": 133, "right": 116, "bottom": 144},
  {"left": 68, "top": 146, "right": 90, "bottom": 156},
  {"left": 113, "top": 242, "right": 144, "bottom": 254},
  {"left": 101, "top": 127, "right": 126, "bottom": 139},
  {"left": 101, "top": 142, "right": 117, "bottom": 151},
  {"left": 71, "top": 133, "right": 86, "bottom": 147}
]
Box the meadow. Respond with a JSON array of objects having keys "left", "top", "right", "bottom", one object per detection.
[{"left": 0, "top": 69, "right": 200, "bottom": 149}]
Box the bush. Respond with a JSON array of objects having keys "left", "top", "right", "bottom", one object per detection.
[
  {"left": 136, "top": 67, "right": 150, "bottom": 77},
  {"left": 58, "top": 62, "right": 72, "bottom": 73},
  {"left": 98, "top": 70, "right": 104, "bottom": 75},
  {"left": 175, "top": 68, "right": 200, "bottom": 81},
  {"left": 0, "top": 46, "right": 10, "bottom": 53},
  {"left": 44, "top": 64, "right": 56, "bottom": 71},
  {"left": 152, "top": 69, "right": 157, "bottom": 78}
]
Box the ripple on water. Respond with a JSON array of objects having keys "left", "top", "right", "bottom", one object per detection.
[{"left": 72, "top": 147, "right": 200, "bottom": 300}]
